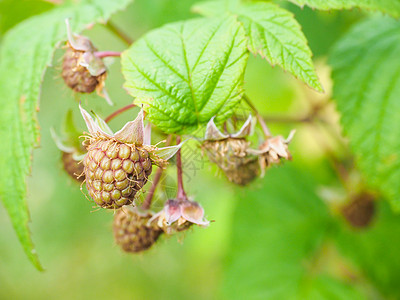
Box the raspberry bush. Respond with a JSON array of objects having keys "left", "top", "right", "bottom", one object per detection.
[{"left": 2, "top": 0, "right": 400, "bottom": 298}]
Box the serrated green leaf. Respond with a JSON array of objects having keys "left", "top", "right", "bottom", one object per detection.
[
  {"left": 222, "top": 166, "right": 364, "bottom": 299},
  {"left": 329, "top": 16, "right": 400, "bottom": 210},
  {"left": 121, "top": 16, "right": 249, "bottom": 134},
  {"left": 0, "top": 0, "right": 132, "bottom": 270},
  {"left": 193, "top": 1, "right": 323, "bottom": 92},
  {"left": 288, "top": 0, "right": 400, "bottom": 18}
]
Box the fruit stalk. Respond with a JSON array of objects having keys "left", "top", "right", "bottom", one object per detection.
[
  {"left": 176, "top": 136, "right": 188, "bottom": 201},
  {"left": 142, "top": 135, "right": 173, "bottom": 210},
  {"left": 243, "top": 94, "right": 271, "bottom": 137},
  {"left": 94, "top": 51, "right": 121, "bottom": 58},
  {"left": 105, "top": 103, "right": 136, "bottom": 123}
]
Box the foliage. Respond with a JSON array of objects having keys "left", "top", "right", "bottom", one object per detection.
[
  {"left": 330, "top": 16, "right": 400, "bottom": 210},
  {"left": 1, "top": 1, "right": 400, "bottom": 299},
  {"left": 0, "top": 0, "right": 132, "bottom": 270}
]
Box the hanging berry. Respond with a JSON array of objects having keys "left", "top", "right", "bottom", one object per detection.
[
  {"left": 113, "top": 206, "right": 163, "bottom": 253},
  {"left": 51, "top": 110, "right": 86, "bottom": 182},
  {"left": 201, "top": 116, "right": 260, "bottom": 186},
  {"left": 79, "top": 105, "right": 182, "bottom": 209}
]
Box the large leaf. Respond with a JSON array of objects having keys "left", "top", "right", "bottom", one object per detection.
[
  {"left": 288, "top": 0, "right": 400, "bottom": 18},
  {"left": 222, "top": 166, "right": 364, "bottom": 299},
  {"left": 0, "top": 0, "right": 54, "bottom": 37},
  {"left": 329, "top": 17, "right": 400, "bottom": 210},
  {"left": 121, "top": 16, "right": 249, "bottom": 133},
  {"left": 193, "top": 1, "right": 323, "bottom": 92},
  {"left": 0, "top": 0, "right": 132, "bottom": 270}
]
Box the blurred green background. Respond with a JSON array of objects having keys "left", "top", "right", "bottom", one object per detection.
[{"left": 1, "top": 1, "right": 400, "bottom": 299}]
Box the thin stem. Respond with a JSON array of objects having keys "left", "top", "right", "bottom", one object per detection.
[
  {"left": 142, "top": 135, "right": 173, "bottom": 210},
  {"left": 243, "top": 94, "right": 271, "bottom": 137},
  {"left": 105, "top": 21, "right": 134, "bottom": 45},
  {"left": 176, "top": 136, "right": 188, "bottom": 201},
  {"left": 262, "top": 115, "right": 313, "bottom": 123},
  {"left": 104, "top": 104, "right": 136, "bottom": 123},
  {"left": 94, "top": 51, "right": 121, "bottom": 58}
]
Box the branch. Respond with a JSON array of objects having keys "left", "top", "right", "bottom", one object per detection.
[
  {"left": 176, "top": 136, "right": 188, "bottom": 201},
  {"left": 104, "top": 104, "right": 136, "bottom": 123},
  {"left": 105, "top": 21, "right": 134, "bottom": 45},
  {"left": 141, "top": 135, "right": 173, "bottom": 210},
  {"left": 243, "top": 94, "right": 271, "bottom": 137},
  {"left": 94, "top": 51, "right": 121, "bottom": 58}
]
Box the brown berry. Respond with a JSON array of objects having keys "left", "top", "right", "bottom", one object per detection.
[
  {"left": 342, "top": 192, "right": 376, "bottom": 228},
  {"left": 113, "top": 207, "right": 162, "bottom": 253},
  {"left": 62, "top": 151, "right": 84, "bottom": 182},
  {"left": 62, "top": 44, "right": 106, "bottom": 93},
  {"left": 202, "top": 138, "right": 259, "bottom": 185}
]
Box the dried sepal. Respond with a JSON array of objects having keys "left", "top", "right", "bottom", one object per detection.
[
  {"left": 248, "top": 130, "right": 295, "bottom": 176},
  {"left": 204, "top": 115, "right": 254, "bottom": 141},
  {"left": 114, "top": 109, "right": 144, "bottom": 145},
  {"left": 151, "top": 199, "right": 209, "bottom": 234}
]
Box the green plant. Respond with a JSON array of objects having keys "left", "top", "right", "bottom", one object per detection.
[{"left": 1, "top": 0, "right": 400, "bottom": 298}]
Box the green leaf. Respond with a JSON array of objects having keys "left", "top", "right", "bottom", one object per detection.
[
  {"left": 222, "top": 166, "right": 364, "bottom": 299},
  {"left": 335, "top": 201, "right": 400, "bottom": 298},
  {"left": 121, "top": 16, "right": 249, "bottom": 133},
  {"left": 193, "top": 1, "right": 323, "bottom": 92},
  {"left": 0, "top": 0, "right": 132, "bottom": 270},
  {"left": 329, "top": 16, "right": 400, "bottom": 210},
  {"left": 0, "top": 0, "right": 54, "bottom": 37},
  {"left": 288, "top": 0, "right": 400, "bottom": 18}
]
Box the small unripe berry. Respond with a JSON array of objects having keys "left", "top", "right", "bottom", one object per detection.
[
  {"left": 113, "top": 207, "right": 162, "bottom": 253},
  {"left": 84, "top": 139, "right": 152, "bottom": 209},
  {"left": 62, "top": 151, "right": 84, "bottom": 183},
  {"left": 223, "top": 157, "right": 260, "bottom": 186},
  {"left": 62, "top": 44, "right": 106, "bottom": 93}
]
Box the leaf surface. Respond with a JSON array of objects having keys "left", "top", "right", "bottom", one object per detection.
[
  {"left": 330, "top": 16, "right": 400, "bottom": 210},
  {"left": 121, "top": 16, "right": 249, "bottom": 133},
  {"left": 0, "top": 0, "right": 132, "bottom": 270},
  {"left": 193, "top": 1, "right": 323, "bottom": 91}
]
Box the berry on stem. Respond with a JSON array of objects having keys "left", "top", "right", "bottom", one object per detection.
[
  {"left": 113, "top": 207, "right": 162, "bottom": 253},
  {"left": 79, "top": 105, "right": 182, "bottom": 209}
]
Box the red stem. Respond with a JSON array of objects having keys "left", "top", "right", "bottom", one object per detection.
[
  {"left": 142, "top": 135, "right": 173, "bottom": 210},
  {"left": 176, "top": 136, "right": 188, "bottom": 201},
  {"left": 104, "top": 104, "right": 136, "bottom": 123},
  {"left": 94, "top": 51, "right": 121, "bottom": 58}
]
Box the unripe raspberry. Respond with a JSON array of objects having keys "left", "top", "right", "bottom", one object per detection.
[
  {"left": 223, "top": 157, "right": 260, "bottom": 186},
  {"left": 62, "top": 44, "right": 106, "bottom": 93},
  {"left": 79, "top": 105, "right": 182, "bottom": 209},
  {"left": 113, "top": 207, "right": 162, "bottom": 253},
  {"left": 202, "top": 116, "right": 259, "bottom": 185},
  {"left": 62, "top": 151, "right": 84, "bottom": 183},
  {"left": 62, "top": 19, "right": 107, "bottom": 94},
  {"left": 51, "top": 110, "right": 86, "bottom": 183},
  {"left": 84, "top": 139, "right": 152, "bottom": 208}
]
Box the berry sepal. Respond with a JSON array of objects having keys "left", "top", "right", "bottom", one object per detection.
[{"left": 150, "top": 199, "right": 209, "bottom": 234}]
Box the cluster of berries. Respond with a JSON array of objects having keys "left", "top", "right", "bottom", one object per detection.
[
  {"left": 54, "top": 103, "right": 209, "bottom": 253},
  {"left": 54, "top": 21, "right": 293, "bottom": 253}
]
